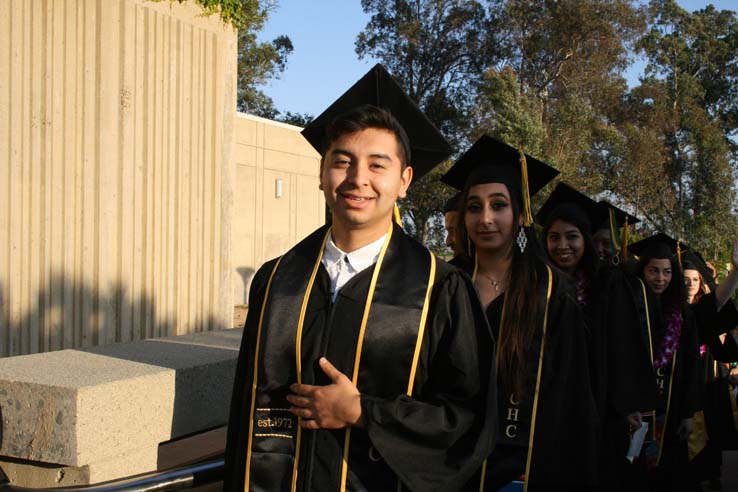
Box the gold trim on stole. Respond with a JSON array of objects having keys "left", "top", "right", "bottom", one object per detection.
[
  {"left": 656, "top": 350, "right": 678, "bottom": 466},
  {"left": 396, "top": 251, "right": 437, "bottom": 492},
  {"left": 339, "top": 224, "right": 395, "bottom": 492},
  {"left": 523, "top": 265, "right": 554, "bottom": 492},
  {"left": 638, "top": 278, "right": 655, "bottom": 365},
  {"left": 243, "top": 256, "right": 284, "bottom": 491},
  {"left": 291, "top": 228, "right": 333, "bottom": 492}
]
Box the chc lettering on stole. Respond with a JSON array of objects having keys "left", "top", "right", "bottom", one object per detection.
[
  {"left": 505, "top": 393, "right": 521, "bottom": 439},
  {"left": 655, "top": 366, "right": 666, "bottom": 397}
]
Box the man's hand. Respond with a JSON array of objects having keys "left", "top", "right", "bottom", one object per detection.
[{"left": 287, "top": 357, "right": 363, "bottom": 430}]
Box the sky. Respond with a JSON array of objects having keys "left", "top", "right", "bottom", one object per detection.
[{"left": 256, "top": 1, "right": 737, "bottom": 117}]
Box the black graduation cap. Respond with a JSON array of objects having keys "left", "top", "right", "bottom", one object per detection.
[
  {"left": 534, "top": 182, "right": 603, "bottom": 230},
  {"left": 301, "top": 64, "right": 453, "bottom": 182},
  {"left": 440, "top": 135, "right": 559, "bottom": 194},
  {"left": 597, "top": 200, "right": 640, "bottom": 230},
  {"left": 628, "top": 233, "right": 690, "bottom": 262}
]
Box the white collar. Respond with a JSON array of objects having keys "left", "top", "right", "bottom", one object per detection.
[{"left": 323, "top": 232, "right": 387, "bottom": 272}]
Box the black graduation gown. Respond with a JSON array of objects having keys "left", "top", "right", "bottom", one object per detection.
[
  {"left": 224, "top": 224, "right": 496, "bottom": 492},
  {"left": 588, "top": 267, "right": 659, "bottom": 491},
  {"left": 462, "top": 261, "right": 599, "bottom": 491},
  {"left": 638, "top": 298, "right": 700, "bottom": 492},
  {"left": 687, "top": 293, "right": 738, "bottom": 480}
]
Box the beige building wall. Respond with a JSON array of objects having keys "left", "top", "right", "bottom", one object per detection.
[
  {"left": 232, "top": 113, "right": 325, "bottom": 306},
  {"left": 0, "top": 0, "right": 237, "bottom": 356}
]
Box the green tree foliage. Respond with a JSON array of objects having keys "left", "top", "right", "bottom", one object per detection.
[
  {"left": 357, "top": 0, "right": 501, "bottom": 141},
  {"left": 353, "top": 0, "right": 738, "bottom": 259},
  {"left": 356, "top": 0, "right": 501, "bottom": 250},
  {"left": 623, "top": 0, "right": 738, "bottom": 261}
]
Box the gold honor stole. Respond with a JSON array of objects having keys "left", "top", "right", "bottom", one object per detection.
[
  {"left": 473, "top": 263, "right": 554, "bottom": 492},
  {"left": 242, "top": 223, "right": 436, "bottom": 492}
]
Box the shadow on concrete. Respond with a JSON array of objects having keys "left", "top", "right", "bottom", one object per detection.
[{"left": 0, "top": 274, "right": 240, "bottom": 450}]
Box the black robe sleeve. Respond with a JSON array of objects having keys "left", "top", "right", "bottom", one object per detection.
[
  {"left": 360, "top": 268, "right": 497, "bottom": 492},
  {"left": 528, "top": 271, "right": 600, "bottom": 489},
  {"left": 223, "top": 259, "right": 278, "bottom": 490}
]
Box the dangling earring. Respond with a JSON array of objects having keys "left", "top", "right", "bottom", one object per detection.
[
  {"left": 467, "top": 235, "right": 473, "bottom": 257},
  {"left": 516, "top": 227, "right": 528, "bottom": 253}
]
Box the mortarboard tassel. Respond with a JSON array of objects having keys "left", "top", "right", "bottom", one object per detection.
[
  {"left": 608, "top": 209, "right": 620, "bottom": 255},
  {"left": 518, "top": 150, "right": 534, "bottom": 227},
  {"left": 393, "top": 203, "right": 403, "bottom": 228},
  {"left": 676, "top": 241, "right": 683, "bottom": 269},
  {"left": 620, "top": 216, "right": 629, "bottom": 263},
  {"left": 516, "top": 150, "right": 533, "bottom": 253}
]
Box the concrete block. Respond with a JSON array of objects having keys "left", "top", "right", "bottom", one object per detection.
[{"left": 0, "top": 328, "right": 243, "bottom": 485}]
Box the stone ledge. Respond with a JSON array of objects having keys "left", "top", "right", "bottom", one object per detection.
[{"left": 0, "top": 328, "right": 243, "bottom": 486}]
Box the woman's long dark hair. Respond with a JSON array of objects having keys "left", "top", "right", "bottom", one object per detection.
[
  {"left": 455, "top": 178, "right": 545, "bottom": 397},
  {"left": 541, "top": 204, "right": 600, "bottom": 285}
]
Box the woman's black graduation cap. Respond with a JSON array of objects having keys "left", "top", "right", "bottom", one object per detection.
[
  {"left": 441, "top": 135, "right": 559, "bottom": 229},
  {"left": 597, "top": 200, "right": 640, "bottom": 231},
  {"left": 440, "top": 135, "right": 559, "bottom": 194},
  {"left": 629, "top": 232, "right": 690, "bottom": 268},
  {"left": 534, "top": 182, "right": 603, "bottom": 231},
  {"left": 301, "top": 64, "right": 453, "bottom": 182}
]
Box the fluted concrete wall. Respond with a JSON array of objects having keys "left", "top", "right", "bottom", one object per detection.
[
  {"left": 0, "top": 0, "right": 237, "bottom": 356},
  {"left": 232, "top": 113, "right": 325, "bottom": 307}
]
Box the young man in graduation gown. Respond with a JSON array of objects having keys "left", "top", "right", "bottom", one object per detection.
[{"left": 223, "top": 65, "right": 496, "bottom": 492}]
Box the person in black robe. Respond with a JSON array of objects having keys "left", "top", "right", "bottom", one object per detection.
[
  {"left": 626, "top": 234, "right": 702, "bottom": 492},
  {"left": 442, "top": 136, "right": 600, "bottom": 491},
  {"left": 223, "top": 65, "right": 496, "bottom": 492},
  {"left": 682, "top": 245, "right": 738, "bottom": 489},
  {"left": 535, "top": 185, "right": 658, "bottom": 491}
]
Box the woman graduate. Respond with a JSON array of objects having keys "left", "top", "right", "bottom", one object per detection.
[
  {"left": 627, "top": 234, "right": 701, "bottom": 492},
  {"left": 442, "top": 136, "right": 600, "bottom": 491},
  {"left": 535, "top": 185, "right": 658, "bottom": 490},
  {"left": 682, "top": 247, "right": 738, "bottom": 489}
]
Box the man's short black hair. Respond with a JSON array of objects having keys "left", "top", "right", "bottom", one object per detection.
[{"left": 322, "top": 105, "right": 412, "bottom": 168}]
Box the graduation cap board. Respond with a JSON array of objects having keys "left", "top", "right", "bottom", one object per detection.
[
  {"left": 440, "top": 135, "right": 559, "bottom": 195},
  {"left": 301, "top": 64, "right": 453, "bottom": 183},
  {"left": 597, "top": 200, "right": 640, "bottom": 231},
  {"left": 628, "top": 233, "right": 690, "bottom": 268},
  {"left": 534, "top": 182, "right": 604, "bottom": 231},
  {"left": 441, "top": 135, "right": 559, "bottom": 231}
]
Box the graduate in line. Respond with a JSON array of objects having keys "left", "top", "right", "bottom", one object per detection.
[
  {"left": 442, "top": 136, "right": 600, "bottom": 491},
  {"left": 626, "top": 234, "right": 701, "bottom": 492},
  {"left": 682, "top": 247, "right": 738, "bottom": 490},
  {"left": 535, "top": 184, "right": 658, "bottom": 491},
  {"left": 224, "top": 65, "right": 496, "bottom": 492}
]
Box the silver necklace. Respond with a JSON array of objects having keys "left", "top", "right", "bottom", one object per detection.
[{"left": 479, "top": 271, "right": 504, "bottom": 292}]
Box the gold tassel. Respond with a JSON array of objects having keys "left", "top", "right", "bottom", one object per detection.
[
  {"left": 620, "top": 216, "right": 629, "bottom": 262},
  {"left": 608, "top": 209, "right": 621, "bottom": 254},
  {"left": 393, "top": 203, "right": 403, "bottom": 228},
  {"left": 518, "top": 150, "right": 534, "bottom": 227},
  {"left": 676, "top": 241, "right": 683, "bottom": 269}
]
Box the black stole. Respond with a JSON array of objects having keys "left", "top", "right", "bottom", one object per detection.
[{"left": 242, "top": 223, "right": 435, "bottom": 491}]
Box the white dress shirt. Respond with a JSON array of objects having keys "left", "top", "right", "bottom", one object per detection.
[{"left": 322, "top": 233, "right": 387, "bottom": 302}]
